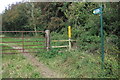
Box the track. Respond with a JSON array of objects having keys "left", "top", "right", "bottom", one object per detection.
[{"left": 3, "top": 44, "right": 63, "bottom": 78}]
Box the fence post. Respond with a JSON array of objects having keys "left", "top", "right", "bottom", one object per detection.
[
  {"left": 22, "top": 32, "right": 24, "bottom": 53},
  {"left": 45, "top": 30, "right": 50, "bottom": 51},
  {"left": 69, "top": 38, "right": 71, "bottom": 51},
  {"left": 68, "top": 26, "right": 72, "bottom": 51}
]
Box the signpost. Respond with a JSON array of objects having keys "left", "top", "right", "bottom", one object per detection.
[
  {"left": 93, "top": 5, "right": 104, "bottom": 69},
  {"left": 93, "top": 8, "right": 101, "bottom": 15}
]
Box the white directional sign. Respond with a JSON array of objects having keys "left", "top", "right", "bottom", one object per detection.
[{"left": 93, "top": 8, "right": 101, "bottom": 15}]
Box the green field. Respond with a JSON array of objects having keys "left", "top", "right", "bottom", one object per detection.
[{"left": 1, "top": 35, "right": 46, "bottom": 53}]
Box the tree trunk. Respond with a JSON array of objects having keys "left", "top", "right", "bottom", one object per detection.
[{"left": 31, "top": 3, "right": 37, "bottom": 36}]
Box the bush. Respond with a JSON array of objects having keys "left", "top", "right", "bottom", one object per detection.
[{"left": 77, "top": 34, "right": 100, "bottom": 53}]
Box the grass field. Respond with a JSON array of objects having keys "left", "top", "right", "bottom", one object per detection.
[{"left": 1, "top": 35, "right": 46, "bottom": 53}]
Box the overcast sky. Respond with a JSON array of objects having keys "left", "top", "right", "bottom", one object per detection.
[{"left": 0, "top": 0, "right": 27, "bottom": 13}]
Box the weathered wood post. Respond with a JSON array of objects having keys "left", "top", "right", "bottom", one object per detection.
[
  {"left": 45, "top": 30, "right": 50, "bottom": 51},
  {"left": 69, "top": 38, "right": 71, "bottom": 50}
]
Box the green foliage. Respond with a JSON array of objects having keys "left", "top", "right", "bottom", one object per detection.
[
  {"left": 36, "top": 49, "right": 118, "bottom": 78},
  {"left": 2, "top": 2, "right": 119, "bottom": 45},
  {"left": 105, "top": 35, "right": 120, "bottom": 55},
  {"left": 38, "top": 49, "right": 60, "bottom": 58},
  {"left": 2, "top": 3, "right": 28, "bottom": 31},
  {"left": 103, "top": 3, "right": 120, "bottom": 36}
]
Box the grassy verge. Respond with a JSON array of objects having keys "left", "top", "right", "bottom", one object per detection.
[
  {"left": 1, "top": 44, "right": 42, "bottom": 78},
  {"left": 34, "top": 49, "right": 119, "bottom": 78}
]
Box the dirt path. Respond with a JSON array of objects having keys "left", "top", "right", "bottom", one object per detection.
[{"left": 5, "top": 44, "right": 63, "bottom": 78}]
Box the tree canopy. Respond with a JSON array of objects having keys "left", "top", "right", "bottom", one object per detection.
[{"left": 2, "top": 2, "right": 120, "bottom": 52}]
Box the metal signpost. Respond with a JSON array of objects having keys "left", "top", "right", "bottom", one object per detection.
[{"left": 93, "top": 5, "right": 104, "bottom": 69}]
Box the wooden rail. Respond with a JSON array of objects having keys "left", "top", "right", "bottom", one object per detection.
[
  {"left": 52, "top": 40, "right": 77, "bottom": 42},
  {"left": 52, "top": 45, "right": 68, "bottom": 48},
  {"left": 51, "top": 40, "right": 77, "bottom": 49}
]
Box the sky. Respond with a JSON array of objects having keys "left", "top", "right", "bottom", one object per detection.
[{"left": 0, "top": 0, "right": 27, "bottom": 13}]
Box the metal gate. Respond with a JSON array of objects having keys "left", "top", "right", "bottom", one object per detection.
[{"left": 0, "top": 31, "right": 47, "bottom": 54}]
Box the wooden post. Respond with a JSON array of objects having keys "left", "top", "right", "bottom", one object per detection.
[
  {"left": 22, "top": 32, "right": 24, "bottom": 53},
  {"left": 69, "top": 38, "right": 71, "bottom": 50},
  {"left": 68, "top": 26, "right": 72, "bottom": 51},
  {"left": 45, "top": 30, "right": 50, "bottom": 51}
]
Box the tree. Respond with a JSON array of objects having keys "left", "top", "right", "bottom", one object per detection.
[{"left": 2, "top": 2, "right": 28, "bottom": 31}]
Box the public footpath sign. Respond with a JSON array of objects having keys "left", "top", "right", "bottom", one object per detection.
[
  {"left": 93, "top": 5, "right": 104, "bottom": 69},
  {"left": 93, "top": 8, "right": 101, "bottom": 15}
]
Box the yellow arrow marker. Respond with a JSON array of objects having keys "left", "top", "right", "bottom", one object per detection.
[{"left": 68, "top": 26, "right": 71, "bottom": 38}]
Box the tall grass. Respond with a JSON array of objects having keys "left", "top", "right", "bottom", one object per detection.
[
  {"left": 35, "top": 49, "right": 119, "bottom": 78},
  {"left": 2, "top": 51, "right": 42, "bottom": 78}
]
